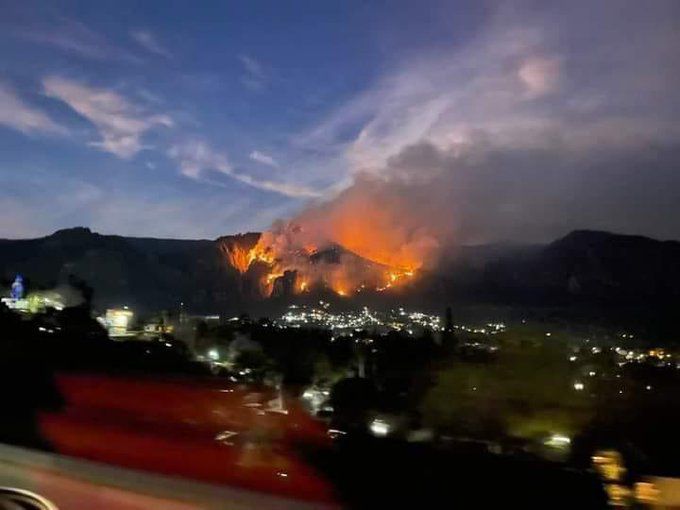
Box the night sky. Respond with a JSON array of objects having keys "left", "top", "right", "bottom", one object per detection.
[{"left": 1, "top": 0, "right": 679, "bottom": 243}]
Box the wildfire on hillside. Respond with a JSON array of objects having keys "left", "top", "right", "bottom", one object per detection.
[
  {"left": 217, "top": 169, "right": 447, "bottom": 298},
  {"left": 220, "top": 227, "right": 420, "bottom": 298}
]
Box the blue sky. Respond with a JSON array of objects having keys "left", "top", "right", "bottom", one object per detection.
[{"left": 1, "top": 1, "right": 679, "bottom": 243}]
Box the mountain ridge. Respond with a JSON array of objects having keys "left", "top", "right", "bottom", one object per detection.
[{"left": 0, "top": 227, "right": 678, "bottom": 320}]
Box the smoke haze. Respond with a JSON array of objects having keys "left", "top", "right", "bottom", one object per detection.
[{"left": 282, "top": 0, "right": 680, "bottom": 265}]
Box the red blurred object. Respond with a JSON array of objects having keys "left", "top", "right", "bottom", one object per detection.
[{"left": 37, "top": 373, "right": 336, "bottom": 504}]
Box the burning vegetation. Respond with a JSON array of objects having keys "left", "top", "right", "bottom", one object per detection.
[{"left": 218, "top": 227, "right": 420, "bottom": 298}]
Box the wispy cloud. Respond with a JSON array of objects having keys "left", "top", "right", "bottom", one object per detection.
[
  {"left": 238, "top": 54, "right": 267, "bottom": 91},
  {"left": 130, "top": 29, "right": 172, "bottom": 59},
  {"left": 249, "top": 150, "right": 279, "bottom": 168},
  {"left": 0, "top": 81, "right": 65, "bottom": 135},
  {"left": 43, "top": 76, "right": 173, "bottom": 159},
  {"left": 16, "top": 17, "right": 140, "bottom": 63},
  {"left": 168, "top": 139, "right": 231, "bottom": 179},
  {"left": 303, "top": 4, "right": 680, "bottom": 177},
  {"left": 517, "top": 56, "right": 560, "bottom": 98},
  {"left": 169, "top": 140, "right": 319, "bottom": 198}
]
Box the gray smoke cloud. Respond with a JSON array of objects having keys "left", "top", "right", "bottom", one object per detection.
[{"left": 289, "top": 0, "right": 680, "bottom": 262}]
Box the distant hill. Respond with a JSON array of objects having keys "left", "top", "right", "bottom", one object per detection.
[
  {"left": 1, "top": 228, "right": 679, "bottom": 323},
  {"left": 0, "top": 227, "right": 243, "bottom": 313},
  {"left": 477, "top": 230, "right": 680, "bottom": 304}
]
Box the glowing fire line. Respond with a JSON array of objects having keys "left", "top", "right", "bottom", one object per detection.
[{"left": 226, "top": 236, "right": 418, "bottom": 297}]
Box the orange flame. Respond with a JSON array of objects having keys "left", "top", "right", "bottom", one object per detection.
[
  {"left": 376, "top": 268, "right": 415, "bottom": 292},
  {"left": 224, "top": 244, "right": 253, "bottom": 274},
  {"left": 249, "top": 243, "right": 276, "bottom": 267}
]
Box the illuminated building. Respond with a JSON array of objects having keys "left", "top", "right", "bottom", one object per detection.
[
  {"left": 104, "top": 308, "right": 134, "bottom": 337},
  {"left": 2, "top": 278, "right": 64, "bottom": 314},
  {"left": 143, "top": 322, "right": 174, "bottom": 335},
  {"left": 1, "top": 296, "right": 29, "bottom": 312}
]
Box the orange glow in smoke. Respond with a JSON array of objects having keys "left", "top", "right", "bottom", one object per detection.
[
  {"left": 320, "top": 196, "right": 430, "bottom": 273},
  {"left": 302, "top": 244, "right": 318, "bottom": 256},
  {"left": 335, "top": 235, "right": 420, "bottom": 272}
]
